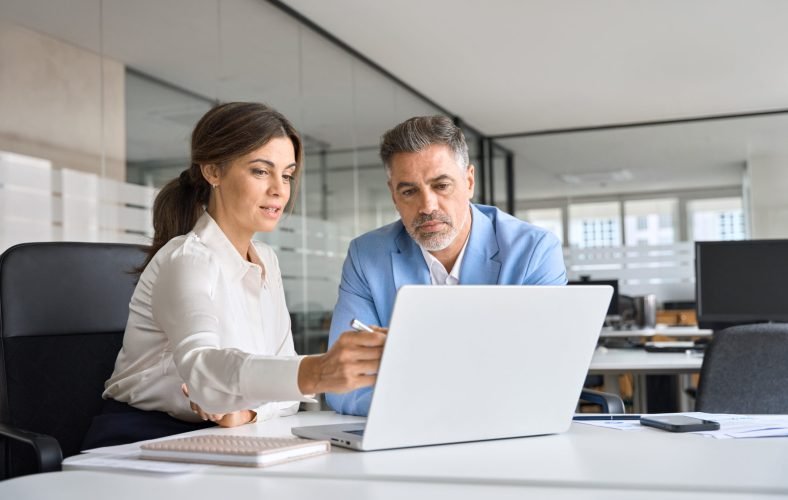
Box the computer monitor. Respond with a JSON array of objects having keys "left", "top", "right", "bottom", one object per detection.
[
  {"left": 695, "top": 240, "right": 788, "bottom": 329},
  {"left": 567, "top": 278, "right": 619, "bottom": 317}
]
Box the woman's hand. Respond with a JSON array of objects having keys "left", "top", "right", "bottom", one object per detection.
[
  {"left": 181, "top": 384, "right": 256, "bottom": 427},
  {"left": 297, "top": 327, "right": 387, "bottom": 395}
]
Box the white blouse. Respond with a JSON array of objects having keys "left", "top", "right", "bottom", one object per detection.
[{"left": 104, "top": 212, "right": 313, "bottom": 423}]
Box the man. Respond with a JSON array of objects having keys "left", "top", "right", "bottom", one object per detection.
[{"left": 326, "top": 116, "right": 567, "bottom": 416}]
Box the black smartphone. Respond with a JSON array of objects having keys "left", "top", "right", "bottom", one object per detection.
[{"left": 640, "top": 415, "right": 720, "bottom": 432}]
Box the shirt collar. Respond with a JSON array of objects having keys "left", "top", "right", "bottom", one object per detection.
[{"left": 192, "top": 211, "right": 265, "bottom": 283}]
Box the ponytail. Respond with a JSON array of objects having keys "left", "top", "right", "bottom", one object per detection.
[{"left": 137, "top": 164, "right": 210, "bottom": 273}]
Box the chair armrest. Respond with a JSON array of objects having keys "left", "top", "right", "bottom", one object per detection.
[
  {"left": 579, "top": 388, "right": 625, "bottom": 414},
  {"left": 0, "top": 423, "right": 62, "bottom": 475}
]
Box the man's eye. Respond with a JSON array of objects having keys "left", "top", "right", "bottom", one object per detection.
[
  {"left": 435, "top": 183, "right": 450, "bottom": 190},
  {"left": 401, "top": 189, "right": 415, "bottom": 197}
]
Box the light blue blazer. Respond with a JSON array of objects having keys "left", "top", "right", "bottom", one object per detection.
[{"left": 325, "top": 204, "right": 567, "bottom": 415}]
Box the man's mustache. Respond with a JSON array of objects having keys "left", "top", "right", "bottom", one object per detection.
[{"left": 411, "top": 212, "right": 453, "bottom": 230}]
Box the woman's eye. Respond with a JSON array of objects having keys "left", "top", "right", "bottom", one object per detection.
[
  {"left": 251, "top": 168, "right": 268, "bottom": 177},
  {"left": 282, "top": 174, "right": 294, "bottom": 183}
]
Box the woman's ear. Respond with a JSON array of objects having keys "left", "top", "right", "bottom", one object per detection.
[{"left": 200, "top": 164, "right": 221, "bottom": 188}]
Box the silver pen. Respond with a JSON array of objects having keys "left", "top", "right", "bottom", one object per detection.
[{"left": 350, "top": 318, "right": 375, "bottom": 333}]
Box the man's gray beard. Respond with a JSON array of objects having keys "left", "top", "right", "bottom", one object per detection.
[{"left": 407, "top": 224, "right": 459, "bottom": 252}]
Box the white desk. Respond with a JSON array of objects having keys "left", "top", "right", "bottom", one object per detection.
[
  {"left": 599, "top": 326, "right": 712, "bottom": 338},
  {"left": 5, "top": 470, "right": 786, "bottom": 500},
  {"left": 3, "top": 470, "right": 785, "bottom": 500},
  {"left": 48, "top": 411, "right": 788, "bottom": 497},
  {"left": 589, "top": 347, "right": 703, "bottom": 412}
]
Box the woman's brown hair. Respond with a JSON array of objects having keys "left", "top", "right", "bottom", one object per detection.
[{"left": 139, "top": 102, "right": 303, "bottom": 272}]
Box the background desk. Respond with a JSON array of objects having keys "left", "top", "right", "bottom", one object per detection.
[
  {"left": 599, "top": 326, "right": 713, "bottom": 338},
  {"left": 589, "top": 347, "right": 703, "bottom": 412},
  {"left": 49, "top": 411, "right": 788, "bottom": 498}
]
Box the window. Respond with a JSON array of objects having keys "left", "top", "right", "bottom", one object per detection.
[
  {"left": 687, "top": 197, "right": 745, "bottom": 241},
  {"left": 623, "top": 198, "right": 677, "bottom": 246},
  {"left": 516, "top": 208, "right": 563, "bottom": 244},
  {"left": 568, "top": 202, "right": 621, "bottom": 248}
]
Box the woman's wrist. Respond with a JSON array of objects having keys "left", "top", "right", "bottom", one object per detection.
[{"left": 297, "top": 354, "right": 322, "bottom": 395}]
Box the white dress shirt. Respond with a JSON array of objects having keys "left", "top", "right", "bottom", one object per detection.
[
  {"left": 104, "top": 212, "right": 312, "bottom": 423},
  {"left": 418, "top": 230, "right": 471, "bottom": 285}
]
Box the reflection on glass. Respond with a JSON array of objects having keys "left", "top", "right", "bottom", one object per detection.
[
  {"left": 1, "top": 1, "right": 450, "bottom": 356},
  {"left": 125, "top": 71, "right": 212, "bottom": 187}
]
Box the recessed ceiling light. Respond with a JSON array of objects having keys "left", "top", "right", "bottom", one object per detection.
[{"left": 559, "top": 169, "right": 634, "bottom": 184}]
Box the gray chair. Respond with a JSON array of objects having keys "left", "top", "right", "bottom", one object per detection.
[
  {"left": 0, "top": 242, "right": 146, "bottom": 479},
  {"left": 695, "top": 323, "right": 788, "bottom": 414}
]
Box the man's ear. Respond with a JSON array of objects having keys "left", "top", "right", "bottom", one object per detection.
[
  {"left": 466, "top": 164, "right": 475, "bottom": 199},
  {"left": 200, "top": 164, "right": 221, "bottom": 187}
]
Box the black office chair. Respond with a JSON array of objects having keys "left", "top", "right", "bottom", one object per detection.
[
  {"left": 695, "top": 323, "right": 788, "bottom": 414},
  {"left": 0, "top": 242, "right": 146, "bottom": 479},
  {"left": 579, "top": 388, "right": 625, "bottom": 414}
]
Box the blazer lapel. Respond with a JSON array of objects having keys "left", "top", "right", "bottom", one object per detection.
[
  {"left": 459, "top": 205, "right": 502, "bottom": 284},
  {"left": 392, "top": 226, "right": 431, "bottom": 290}
]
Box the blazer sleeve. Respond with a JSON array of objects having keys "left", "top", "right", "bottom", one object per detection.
[
  {"left": 524, "top": 231, "right": 567, "bottom": 285},
  {"left": 325, "top": 238, "right": 379, "bottom": 416}
]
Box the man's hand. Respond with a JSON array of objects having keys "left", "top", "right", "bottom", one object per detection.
[
  {"left": 181, "top": 384, "right": 256, "bottom": 428},
  {"left": 298, "top": 328, "right": 387, "bottom": 395}
]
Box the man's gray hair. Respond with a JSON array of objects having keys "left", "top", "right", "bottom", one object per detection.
[{"left": 380, "top": 116, "right": 469, "bottom": 177}]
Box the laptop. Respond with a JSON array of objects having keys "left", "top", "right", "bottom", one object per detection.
[{"left": 292, "top": 284, "right": 612, "bottom": 451}]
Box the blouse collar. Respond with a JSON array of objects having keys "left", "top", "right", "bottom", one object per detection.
[{"left": 192, "top": 211, "right": 265, "bottom": 283}]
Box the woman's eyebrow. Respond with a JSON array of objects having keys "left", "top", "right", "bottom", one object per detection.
[{"left": 248, "top": 158, "right": 297, "bottom": 169}]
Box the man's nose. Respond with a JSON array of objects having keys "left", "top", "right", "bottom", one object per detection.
[{"left": 418, "top": 190, "right": 439, "bottom": 213}]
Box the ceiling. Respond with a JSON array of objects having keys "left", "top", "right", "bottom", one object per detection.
[
  {"left": 282, "top": 0, "right": 788, "bottom": 135},
  {"left": 281, "top": 0, "right": 788, "bottom": 199},
  {"left": 4, "top": 0, "right": 788, "bottom": 200},
  {"left": 500, "top": 113, "right": 788, "bottom": 200}
]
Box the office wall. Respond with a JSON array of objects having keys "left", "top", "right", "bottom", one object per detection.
[{"left": 0, "top": 23, "right": 125, "bottom": 180}]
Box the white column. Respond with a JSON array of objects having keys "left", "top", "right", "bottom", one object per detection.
[{"left": 746, "top": 155, "right": 788, "bottom": 238}]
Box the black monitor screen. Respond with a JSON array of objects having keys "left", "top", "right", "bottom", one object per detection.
[
  {"left": 696, "top": 240, "right": 788, "bottom": 328},
  {"left": 567, "top": 279, "right": 619, "bottom": 316}
]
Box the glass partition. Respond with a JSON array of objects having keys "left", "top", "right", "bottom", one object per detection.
[{"left": 0, "top": 0, "right": 449, "bottom": 354}]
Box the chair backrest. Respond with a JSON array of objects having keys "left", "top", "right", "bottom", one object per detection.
[
  {"left": 0, "top": 242, "right": 146, "bottom": 477},
  {"left": 695, "top": 323, "right": 788, "bottom": 414}
]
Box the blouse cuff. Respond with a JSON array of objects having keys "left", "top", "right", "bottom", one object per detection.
[{"left": 240, "top": 354, "right": 317, "bottom": 403}]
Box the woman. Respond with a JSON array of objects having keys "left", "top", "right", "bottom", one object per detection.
[{"left": 83, "top": 102, "right": 385, "bottom": 448}]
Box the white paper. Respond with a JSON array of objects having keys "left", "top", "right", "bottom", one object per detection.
[
  {"left": 575, "top": 412, "right": 788, "bottom": 438},
  {"left": 686, "top": 412, "right": 788, "bottom": 439}
]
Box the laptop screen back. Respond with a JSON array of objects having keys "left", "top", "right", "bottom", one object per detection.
[{"left": 361, "top": 285, "right": 611, "bottom": 450}]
